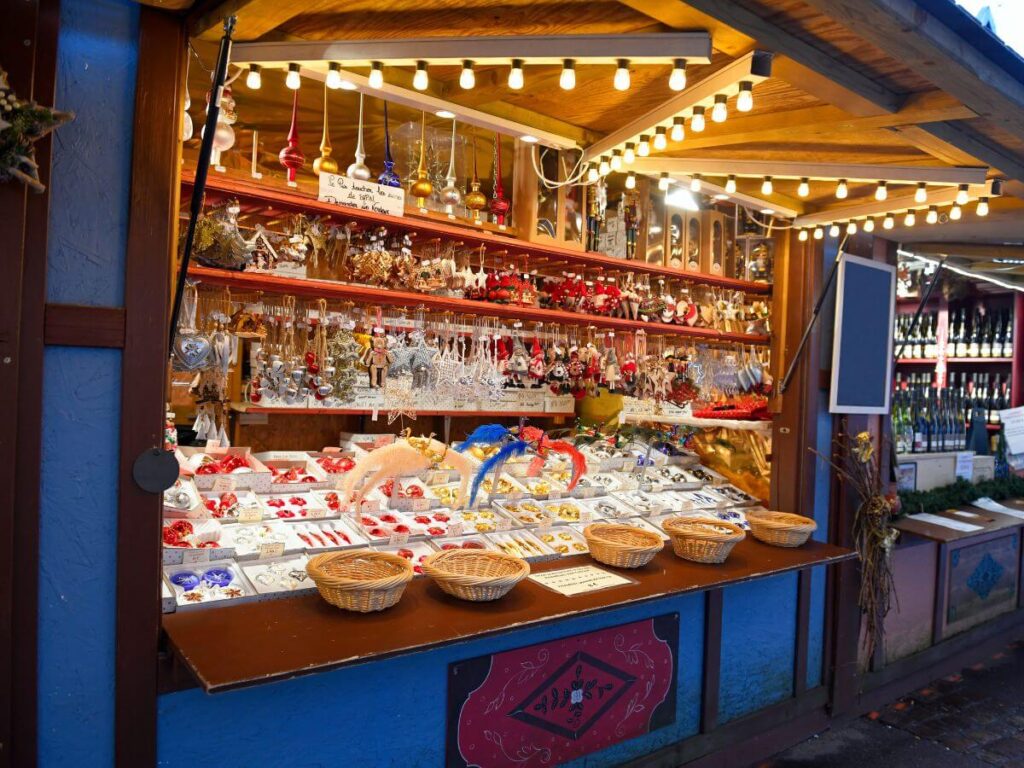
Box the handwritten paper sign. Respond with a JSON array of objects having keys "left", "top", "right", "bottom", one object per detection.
[
  {"left": 530, "top": 565, "right": 633, "bottom": 597},
  {"left": 318, "top": 172, "right": 405, "bottom": 217},
  {"left": 999, "top": 406, "right": 1024, "bottom": 455},
  {"left": 955, "top": 451, "right": 975, "bottom": 481}
]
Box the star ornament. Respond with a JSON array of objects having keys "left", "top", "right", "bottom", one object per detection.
[
  {"left": 0, "top": 67, "right": 74, "bottom": 193},
  {"left": 384, "top": 375, "right": 418, "bottom": 424}
]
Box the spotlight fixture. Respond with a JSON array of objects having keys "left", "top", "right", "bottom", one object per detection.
[
  {"left": 829, "top": 223, "right": 840, "bottom": 238},
  {"left": 368, "top": 61, "right": 384, "bottom": 89},
  {"left": 610, "top": 151, "right": 622, "bottom": 172},
  {"left": 926, "top": 205, "right": 938, "bottom": 224},
  {"left": 797, "top": 178, "right": 810, "bottom": 197},
  {"left": 736, "top": 81, "right": 754, "bottom": 112},
  {"left": 875, "top": 181, "right": 887, "bottom": 201},
  {"left": 836, "top": 179, "right": 848, "bottom": 199},
  {"left": 725, "top": 175, "right": 737, "bottom": 193},
  {"left": 669, "top": 59, "right": 687, "bottom": 91},
  {"left": 435, "top": 110, "right": 456, "bottom": 119},
  {"left": 599, "top": 156, "right": 610, "bottom": 176},
  {"left": 413, "top": 61, "right": 429, "bottom": 90},
  {"left": 690, "top": 174, "right": 702, "bottom": 192},
  {"left": 950, "top": 203, "right": 962, "bottom": 220},
  {"left": 285, "top": 63, "right": 301, "bottom": 90},
  {"left": 625, "top": 172, "right": 636, "bottom": 190},
  {"left": 904, "top": 210, "right": 916, "bottom": 226},
  {"left": 915, "top": 182, "right": 927, "bottom": 204},
  {"left": 956, "top": 183, "right": 969, "bottom": 205},
  {"left": 658, "top": 172, "right": 670, "bottom": 191},
  {"left": 559, "top": 59, "right": 576, "bottom": 90},
  {"left": 670, "top": 117, "right": 685, "bottom": 142},
  {"left": 246, "top": 64, "right": 262, "bottom": 90},
  {"left": 691, "top": 106, "right": 706, "bottom": 133},
  {"left": 864, "top": 217, "right": 876, "bottom": 233},
  {"left": 653, "top": 127, "right": 667, "bottom": 151},
  {"left": 507, "top": 59, "right": 524, "bottom": 90},
  {"left": 614, "top": 59, "right": 631, "bottom": 91},
  {"left": 459, "top": 60, "right": 475, "bottom": 89},
  {"left": 623, "top": 143, "right": 636, "bottom": 164},
  {"left": 711, "top": 94, "right": 728, "bottom": 123},
  {"left": 977, "top": 197, "right": 990, "bottom": 216},
  {"left": 637, "top": 135, "right": 651, "bottom": 157},
  {"left": 883, "top": 213, "right": 895, "bottom": 230},
  {"left": 761, "top": 176, "right": 773, "bottom": 195}
]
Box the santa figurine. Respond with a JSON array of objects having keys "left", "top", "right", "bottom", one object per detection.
[
  {"left": 620, "top": 351, "right": 638, "bottom": 396},
  {"left": 528, "top": 338, "right": 546, "bottom": 388}
]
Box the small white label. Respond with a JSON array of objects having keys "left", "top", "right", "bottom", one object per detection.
[
  {"left": 955, "top": 451, "right": 975, "bottom": 481},
  {"left": 212, "top": 477, "right": 236, "bottom": 493},
  {"left": 181, "top": 549, "right": 210, "bottom": 565},
  {"left": 259, "top": 542, "right": 285, "bottom": 559},
  {"left": 307, "top": 507, "right": 327, "bottom": 520},
  {"left": 410, "top": 498, "right": 430, "bottom": 512},
  {"left": 318, "top": 172, "right": 406, "bottom": 217},
  {"left": 371, "top": 408, "right": 379, "bottom": 422},
  {"left": 388, "top": 532, "right": 410, "bottom": 546},
  {"left": 497, "top": 517, "right": 513, "bottom": 531},
  {"left": 205, "top": 439, "right": 221, "bottom": 450},
  {"left": 332, "top": 476, "right": 348, "bottom": 491},
  {"left": 237, "top": 505, "right": 263, "bottom": 524},
  {"left": 537, "top": 518, "right": 552, "bottom": 531},
  {"left": 448, "top": 521, "right": 464, "bottom": 537}
]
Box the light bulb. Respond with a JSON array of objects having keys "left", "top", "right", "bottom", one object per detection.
[
  {"left": 875, "top": 181, "right": 887, "bottom": 201},
  {"left": 926, "top": 205, "right": 938, "bottom": 224},
  {"left": 637, "top": 135, "right": 650, "bottom": 156},
  {"left": 950, "top": 203, "right": 962, "bottom": 220},
  {"left": 669, "top": 59, "right": 687, "bottom": 91},
  {"left": 956, "top": 184, "right": 969, "bottom": 205},
  {"left": 460, "top": 60, "right": 475, "bottom": 89},
  {"left": 736, "top": 81, "right": 753, "bottom": 112},
  {"left": 623, "top": 143, "right": 636, "bottom": 164},
  {"left": 813, "top": 227, "right": 824, "bottom": 240},
  {"left": 725, "top": 175, "right": 737, "bottom": 193},
  {"left": 658, "top": 172, "right": 670, "bottom": 191},
  {"left": 670, "top": 117, "right": 685, "bottom": 142},
  {"left": 507, "top": 59, "right": 524, "bottom": 90},
  {"left": 691, "top": 106, "right": 706, "bottom": 132},
  {"left": 711, "top": 94, "right": 727, "bottom": 123},
  {"left": 846, "top": 221, "right": 857, "bottom": 235},
  {"left": 977, "top": 197, "right": 990, "bottom": 216},
  {"left": 798, "top": 229, "right": 808, "bottom": 242},
  {"left": 610, "top": 151, "right": 622, "bottom": 172},
  {"left": 904, "top": 210, "right": 916, "bottom": 226},
  {"left": 883, "top": 213, "right": 895, "bottom": 230},
  {"left": 599, "top": 156, "right": 610, "bottom": 176},
  {"left": 829, "top": 223, "right": 840, "bottom": 238},
  {"left": 285, "top": 63, "right": 301, "bottom": 90},
  {"left": 797, "top": 178, "right": 810, "bottom": 197},
  {"left": 690, "top": 174, "right": 702, "bottom": 192},
  {"left": 326, "top": 63, "right": 341, "bottom": 90},
  {"left": 559, "top": 59, "right": 576, "bottom": 90},
  {"left": 587, "top": 166, "right": 599, "bottom": 183},
  {"left": 368, "top": 62, "right": 384, "bottom": 89},
  {"left": 915, "top": 182, "right": 927, "bottom": 203},
  {"left": 761, "top": 176, "right": 773, "bottom": 195},
  {"left": 864, "top": 217, "right": 876, "bottom": 233},
  {"left": 413, "top": 61, "right": 429, "bottom": 90},
  {"left": 653, "top": 127, "right": 667, "bottom": 151},
  {"left": 625, "top": 172, "right": 636, "bottom": 190},
  {"left": 836, "top": 179, "right": 848, "bottom": 199},
  {"left": 246, "top": 64, "right": 261, "bottom": 90},
  {"left": 614, "top": 59, "right": 631, "bottom": 91}
]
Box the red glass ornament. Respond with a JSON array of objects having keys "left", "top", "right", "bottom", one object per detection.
[
  {"left": 278, "top": 90, "right": 305, "bottom": 185},
  {"left": 489, "top": 133, "right": 510, "bottom": 225}
]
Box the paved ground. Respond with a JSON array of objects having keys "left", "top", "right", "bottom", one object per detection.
[{"left": 755, "top": 639, "right": 1024, "bottom": 768}]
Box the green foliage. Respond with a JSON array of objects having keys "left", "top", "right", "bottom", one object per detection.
[{"left": 897, "top": 475, "right": 1024, "bottom": 517}]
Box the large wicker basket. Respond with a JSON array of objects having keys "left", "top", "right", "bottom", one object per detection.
[
  {"left": 662, "top": 517, "right": 746, "bottom": 563},
  {"left": 747, "top": 511, "right": 817, "bottom": 548},
  {"left": 421, "top": 549, "right": 530, "bottom": 601},
  {"left": 583, "top": 523, "right": 663, "bottom": 569},
  {"left": 306, "top": 550, "right": 414, "bottom": 612}
]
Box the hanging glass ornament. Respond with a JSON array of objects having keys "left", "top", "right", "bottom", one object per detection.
[
  {"left": 439, "top": 118, "right": 462, "bottom": 213},
  {"left": 410, "top": 112, "right": 434, "bottom": 208},
  {"left": 488, "top": 133, "right": 510, "bottom": 226},
  {"left": 313, "top": 82, "right": 338, "bottom": 176},
  {"left": 278, "top": 89, "right": 305, "bottom": 187},
  {"left": 181, "top": 58, "right": 193, "bottom": 142},
  {"left": 378, "top": 101, "right": 401, "bottom": 187},
  {"left": 202, "top": 81, "right": 236, "bottom": 170},
  {"left": 346, "top": 92, "right": 371, "bottom": 180},
  {"left": 464, "top": 137, "right": 488, "bottom": 223}
]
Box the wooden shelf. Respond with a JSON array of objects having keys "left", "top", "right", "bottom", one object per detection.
[
  {"left": 232, "top": 404, "right": 571, "bottom": 418},
  {"left": 181, "top": 171, "right": 772, "bottom": 296},
  {"left": 189, "top": 265, "right": 772, "bottom": 345},
  {"left": 896, "top": 357, "right": 1013, "bottom": 365}
]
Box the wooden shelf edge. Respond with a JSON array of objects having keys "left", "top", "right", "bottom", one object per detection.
[
  {"left": 231, "top": 404, "right": 572, "bottom": 418},
  {"left": 896, "top": 358, "right": 1013, "bottom": 365}
]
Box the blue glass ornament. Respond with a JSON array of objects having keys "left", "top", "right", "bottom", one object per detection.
[
  {"left": 378, "top": 102, "right": 401, "bottom": 188},
  {"left": 171, "top": 571, "right": 200, "bottom": 591}
]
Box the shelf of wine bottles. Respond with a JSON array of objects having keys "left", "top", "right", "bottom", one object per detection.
[
  {"left": 894, "top": 306, "right": 1013, "bottom": 361},
  {"left": 892, "top": 371, "right": 1010, "bottom": 455}
]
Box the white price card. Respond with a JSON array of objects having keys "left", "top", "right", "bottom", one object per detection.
[
  {"left": 529, "top": 565, "right": 633, "bottom": 597},
  {"left": 307, "top": 507, "right": 326, "bottom": 520},
  {"left": 955, "top": 452, "right": 975, "bottom": 481},
  {"left": 237, "top": 505, "right": 263, "bottom": 524},
  {"left": 999, "top": 406, "right": 1024, "bottom": 455},
  {"left": 410, "top": 498, "right": 430, "bottom": 512},
  {"left": 497, "top": 516, "right": 513, "bottom": 531},
  {"left": 388, "top": 532, "right": 410, "bottom": 546},
  {"left": 212, "top": 476, "right": 236, "bottom": 493},
  {"left": 259, "top": 542, "right": 285, "bottom": 559},
  {"left": 447, "top": 521, "right": 464, "bottom": 537},
  {"left": 906, "top": 513, "right": 983, "bottom": 532},
  {"left": 972, "top": 497, "right": 1024, "bottom": 520},
  {"left": 181, "top": 548, "right": 211, "bottom": 565}
]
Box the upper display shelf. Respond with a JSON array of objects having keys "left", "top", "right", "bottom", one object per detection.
[{"left": 180, "top": 171, "right": 773, "bottom": 296}]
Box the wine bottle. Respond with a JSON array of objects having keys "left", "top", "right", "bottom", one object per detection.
[
  {"left": 980, "top": 311, "right": 993, "bottom": 358},
  {"left": 924, "top": 312, "right": 937, "bottom": 359},
  {"left": 967, "top": 310, "right": 981, "bottom": 358},
  {"left": 1002, "top": 310, "right": 1013, "bottom": 358}
]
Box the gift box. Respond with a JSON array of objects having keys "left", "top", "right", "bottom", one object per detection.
[
  {"left": 259, "top": 491, "right": 331, "bottom": 521},
  {"left": 536, "top": 526, "right": 590, "bottom": 557},
  {"left": 218, "top": 521, "right": 305, "bottom": 560},
  {"left": 485, "top": 530, "right": 559, "bottom": 562},
  {"left": 198, "top": 490, "right": 264, "bottom": 522},
  {"left": 178, "top": 447, "right": 272, "bottom": 493},
  {"left": 293, "top": 518, "right": 368, "bottom": 552},
  {"left": 255, "top": 452, "right": 331, "bottom": 491},
  {"left": 163, "top": 560, "right": 257, "bottom": 610}
]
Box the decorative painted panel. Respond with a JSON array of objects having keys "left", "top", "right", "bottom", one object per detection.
[{"left": 946, "top": 533, "right": 1019, "bottom": 636}]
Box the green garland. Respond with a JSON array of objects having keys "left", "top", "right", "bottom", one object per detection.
[{"left": 898, "top": 475, "right": 1024, "bottom": 517}]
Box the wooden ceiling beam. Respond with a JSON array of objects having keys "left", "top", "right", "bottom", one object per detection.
[
  {"left": 902, "top": 242, "right": 1024, "bottom": 260},
  {"left": 914, "top": 121, "right": 1024, "bottom": 184},
  {"left": 189, "top": 0, "right": 312, "bottom": 40}
]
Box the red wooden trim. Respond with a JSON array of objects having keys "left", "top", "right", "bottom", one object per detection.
[
  {"left": 115, "top": 9, "right": 183, "bottom": 767},
  {"left": 44, "top": 304, "right": 126, "bottom": 348},
  {"left": 700, "top": 588, "right": 723, "bottom": 734},
  {"left": 1013, "top": 293, "right": 1023, "bottom": 409},
  {"left": 189, "top": 266, "right": 771, "bottom": 346},
  {"left": 182, "top": 172, "right": 774, "bottom": 296}
]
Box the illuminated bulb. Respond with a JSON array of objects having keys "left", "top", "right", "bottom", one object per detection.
[
  {"left": 864, "top": 217, "right": 876, "bottom": 233},
  {"left": 950, "top": 203, "right": 962, "bottom": 220},
  {"left": 829, "top": 223, "right": 840, "bottom": 238},
  {"left": 326, "top": 62, "right": 342, "bottom": 90},
  {"left": 623, "top": 143, "right": 636, "bottom": 164},
  {"left": 614, "top": 59, "right": 631, "bottom": 91},
  {"left": 956, "top": 184, "right": 969, "bottom": 205},
  {"left": 904, "top": 210, "right": 916, "bottom": 226},
  {"left": 653, "top": 127, "right": 667, "bottom": 151},
  {"left": 507, "top": 59, "right": 524, "bottom": 90},
  {"left": 598, "top": 156, "right": 610, "bottom": 176},
  {"left": 761, "top": 176, "right": 773, "bottom": 195},
  {"left": 915, "top": 182, "right": 927, "bottom": 204},
  {"left": 459, "top": 60, "right": 475, "bottom": 90},
  {"left": 977, "top": 197, "right": 990, "bottom": 216},
  {"left": 625, "top": 172, "right": 636, "bottom": 190},
  {"left": 711, "top": 94, "right": 727, "bottom": 123},
  {"left": 246, "top": 64, "right": 261, "bottom": 90},
  {"left": 797, "top": 178, "right": 810, "bottom": 197},
  {"left": 413, "top": 61, "right": 429, "bottom": 91},
  {"left": 637, "top": 135, "right": 651, "bottom": 157},
  {"left": 670, "top": 117, "right": 685, "bottom": 142},
  {"left": 691, "top": 106, "right": 706, "bottom": 132},
  {"left": 875, "top": 181, "right": 887, "bottom": 201},
  {"left": 587, "top": 166, "right": 599, "bottom": 183},
  {"left": 285, "top": 63, "right": 301, "bottom": 90},
  {"left": 725, "top": 175, "right": 737, "bottom": 193},
  {"left": 926, "top": 205, "right": 938, "bottom": 224},
  {"left": 836, "top": 179, "right": 848, "bottom": 199},
  {"left": 658, "top": 172, "right": 670, "bottom": 191},
  {"left": 846, "top": 221, "right": 857, "bottom": 235},
  {"left": 883, "top": 213, "right": 895, "bottom": 230},
  {"left": 798, "top": 229, "right": 808, "bottom": 242},
  {"left": 813, "top": 227, "right": 824, "bottom": 240},
  {"left": 368, "top": 62, "right": 384, "bottom": 89},
  {"left": 736, "top": 81, "right": 754, "bottom": 112},
  {"left": 610, "top": 151, "right": 622, "bottom": 172},
  {"left": 690, "top": 174, "right": 702, "bottom": 192},
  {"left": 559, "top": 59, "right": 576, "bottom": 90},
  {"left": 669, "top": 59, "right": 687, "bottom": 91}
]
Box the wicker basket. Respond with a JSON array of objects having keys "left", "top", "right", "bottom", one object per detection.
[
  {"left": 306, "top": 550, "right": 414, "bottom": 612},
  {"left": 421, "top": 549, "right": 530, "bottom": 601},
  {"left": 747, "top": 510, "right": 817, "bottom": 548},
  {"left": 662, "top": 517, "right": 746, "bottom": 563},
  {"left": 583, "top": 523, "right": 664, "bottom": 569}
]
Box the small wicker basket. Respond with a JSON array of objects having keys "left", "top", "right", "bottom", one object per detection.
[
  {"left": 747, "top": 510, "right": 817, "bottom": 548},
  {"left": 421, "top": 549, "right": 530, "bottom": 601},
  {"left": 662, "top": 517, "right": 746, "bottom": 564},
  {"left": 583, "top": 523, "right": 664, "bottom": 569},
  {"left": 306, "top": 550, "right": 414, "bottom": 612}
]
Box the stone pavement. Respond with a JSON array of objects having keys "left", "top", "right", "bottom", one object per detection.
[{"left": 755, "top": 639, "right": 1024, "bottom": 768}]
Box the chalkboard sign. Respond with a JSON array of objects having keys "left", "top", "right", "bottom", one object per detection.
[{"left": 829, "top": 253, "right": 896, "bottom": 414}]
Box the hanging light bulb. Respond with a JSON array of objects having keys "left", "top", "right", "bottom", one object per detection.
[
  {"left": 915, "top": 182, "right": 927, "bottom": 203},
  {"left": 829, "top": 223, "right": 840, "bottom": 238},
  {"left": 326, "top": 62, "right": 342, "bottom": 90},
  {"left": 926, "top": 205, "right": 938, "bottom": 224},
  {"left": 637, "top": 135, "right": 651, "bottom": 157},
  {"left": 669, "top": 59, "right": 687, "bottom": 91},
  {"left": 725, "top": 175, "right": 737, "bottom": 193},
  {"left": 285, "top": 63, "right": 301, "bottom": 90},
  {"left": 736, "top": 81, "right": 754, "bottom": 112},
  {"left": 658, "top": 172, "right": 670, "bottom": 191},
  {"left": 610, "top": 150, "right": 622, "bottom": 172},
  {"left": 413, "top": 61, "right": 429, "bottom": 91},
  {"left": 798, "top": 228, "right": 808, "bottom": 242},
  {"left": 761, "top": 176, "right": 773, "bottom": 195},
  {"left": 950, "top": 203, "right": 962, "bottom": 220},
  {"left": 614, "top": 59, "right": 631, "bottom": 91},
  {"left": 904, "top": 210, "right": 916, "bottom": 226},
  {"left": 653, "top": 127, "right": 668, "bottom": 151},
  {"left": 956, "top": 183, "right": 969, "bottom": 205},
  {"left": 587, "top": 166, "right": 599, "bottom": 183},
  {"left": 711, "top": 94, "right": 728, "bottom": 123},
  {"left": 977, "top": 197, "right": 990, "bottom": 216},
  {"left": 864, "top": 217, "right": 876, "bottom": 233},
  {"left": 368, "top": 61, "right": 384, "bottom": 89},
  {"left": 623, "top": 143, "right": 636, "bottom": 164},
  {"left": 460, "top": 60, "right": 475, "bottom": 89},
  {"left": 246, "top": 64, "right": 262, "bottom": 90},
  {"left": 846, "top": 220, "right": 858, "bottom": 235},
  {"left": 507, "top": 59, "right": 524, "bottom": 90},
  {"left": 690, "top": 174, "right": 702, "bottom": 192},
  {"left": 559, "top": 59, "right": 576, "bottom": 90},
  {"left": 835, "top": 179, "right": 848, "bottom": 199},
  {"left": 599, "top": 156, "right": 610, "bottom": 176},
  {"left": 883, "top": 213, "right": 895, "bottom": 230},
  {"left": 691, "top": 106, "right": 706, "bottom": 132},
  {"left": 795, "top": 177, "right": 809, "bottom": 198},
  {"left": 670, "top": 117, "right": 685, "bottom": 142},
  {"left": 625, "top": 172, "right": 636, "bottom": 190},
  {"left": 875, "top": 181, "right": 887, "bottom": 201},
  {"left": 813, "top": 227, "right": 824, "bottom": 240}
]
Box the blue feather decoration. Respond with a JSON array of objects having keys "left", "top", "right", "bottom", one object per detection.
[
  {"left": 469, "top": 439, "right": 528, "bottom": 506},
  {"left": 456, "top": 424, "right": 511, "bottom": 453}
]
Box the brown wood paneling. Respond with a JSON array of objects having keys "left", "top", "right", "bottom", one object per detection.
[
  {"left": 43, "top": 304, "right": 126, "bottom": 348},
  {"left": 115, "top": 8, "right": 184, "bottom": 768},
  {"left": 700, "top": 588, "right": 724, "bottom": 733}
]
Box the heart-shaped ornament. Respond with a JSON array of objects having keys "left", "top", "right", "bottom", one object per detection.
[{"left": 172, "top": 332, "right": 212, "bottom": 371}]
